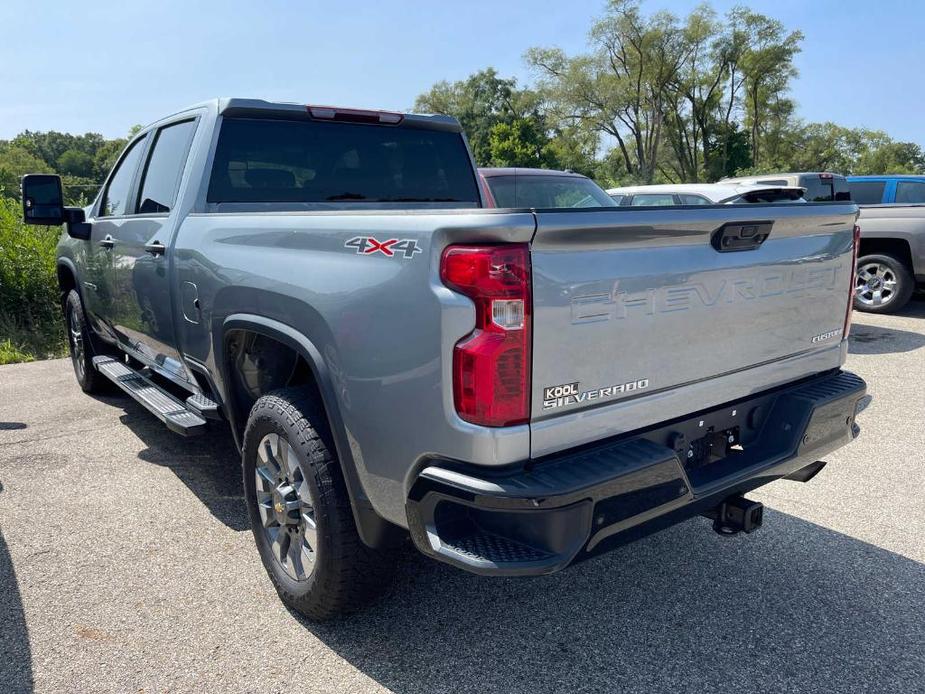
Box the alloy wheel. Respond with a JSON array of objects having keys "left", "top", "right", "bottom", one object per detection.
[
  {"left": 855, "top": 262, "right": 897, "bottom": 308},
  {"left": 69, "top": 306, "right": 85, "bottom": 380},
  {"left": 254, "top": 433, "right": 318, "bottom": 580}
]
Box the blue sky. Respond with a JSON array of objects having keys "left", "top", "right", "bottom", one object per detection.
[{"left": 2, "top": 0, "right": 923, "bottom": 144}]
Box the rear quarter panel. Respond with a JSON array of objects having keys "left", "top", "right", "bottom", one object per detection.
[
  {"left": 171, "top": 210, "right": 535, "bottom": 526},
  {"left": 858, "top": 205, "right": 925, "bottom": 276}
]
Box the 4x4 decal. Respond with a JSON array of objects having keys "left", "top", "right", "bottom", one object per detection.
[{"left": 345, "top": 236, "right": 422, "bottom": 259}]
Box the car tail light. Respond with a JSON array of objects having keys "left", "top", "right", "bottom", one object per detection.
[
  {"left": 440, "top": 244, "right": 531, "bottom": 426},
  {"left": 844, "top": 223, "right": 861, "bottom": 337}
]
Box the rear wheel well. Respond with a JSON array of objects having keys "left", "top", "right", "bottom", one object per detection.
[
  {"left": 222, "top": 327, "right": 406, "bottom": 550},
  {"left": 224, "top": 329, "right": 320, "bottom": 442},
  {"left": 858, "top": 238, "right": 914, "bottom": 273}
]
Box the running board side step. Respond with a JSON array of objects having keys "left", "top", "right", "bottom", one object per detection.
[{"left": 92, "top": 356, "right": 207, "bottom": 436}]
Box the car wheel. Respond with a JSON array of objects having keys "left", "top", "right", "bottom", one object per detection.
[
  {"left": 243, "top": 387, "right": 396, "bottom": 620},
  {"left": 854, "top": 254, "right": 914, "bottom": 314},
  {"left": 64, "top": 289, "right": 109, "bottom": 393}
]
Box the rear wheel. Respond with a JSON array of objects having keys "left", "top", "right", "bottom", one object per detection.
[
  {"left": 854, "top": 254, "right": 914, "bottom": 314},
  {"left": 64, "top": 290, "right": 108, "bottom": 393},
  {"left": 243, "top": 388, "right": 396, "bottom": 620}
]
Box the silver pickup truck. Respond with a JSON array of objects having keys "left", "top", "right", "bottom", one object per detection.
[{"left": 22, "top": 98, "right": 868, "bottom": 620}]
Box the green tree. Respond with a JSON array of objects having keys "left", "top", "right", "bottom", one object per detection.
[
  {"left": 57, "top": 149, "right": 95, "bottom": 178},
  {"left": 488, "top": 117, "right": 557, "bottom": 168},
  {"left": 0, "top": 143, "right": 51, "bottom": 199},
  {"left": 528, "top": 1, "right": 689, "bottom": 183},
  {"left": 414, "top": 68, "right": 540, "bottom": 166},
  {"left": 730, "top": 7, "right": 803, "bottom": 167}
]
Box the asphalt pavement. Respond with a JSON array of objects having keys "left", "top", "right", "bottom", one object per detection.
[{"left": 1, "top": 300, "right": 924, "bottom": 693}]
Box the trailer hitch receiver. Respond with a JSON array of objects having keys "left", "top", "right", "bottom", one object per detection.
[{"left": 706, "top": 495, "right": 764, "bottom": 536}]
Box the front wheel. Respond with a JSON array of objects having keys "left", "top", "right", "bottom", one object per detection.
[
  {"left": 854, "top": 254, "right": 914, "bottom": 314},
  {"left": 64, "top": 289, "right": 108, "bottom": 393},
  {"left": 242, "top": 388, "right": 396, "bottom": 620}
]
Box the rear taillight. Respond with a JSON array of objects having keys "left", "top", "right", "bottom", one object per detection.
[
  {"left": 440, "top": 244, "right": 531, "bottom": 427},
  {"left": 844, "top": 223, "right": 861, "bottom": 337}
]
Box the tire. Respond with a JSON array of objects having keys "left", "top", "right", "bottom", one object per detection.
[
  {"left": 243, "top": 388, "right": 396, "bottom": 620},
  {"left": 64, "top": 290, "right": 109, "bottom": 394},
  {"left": 854, "top": 254, "right": 915, "bottom": 314}
]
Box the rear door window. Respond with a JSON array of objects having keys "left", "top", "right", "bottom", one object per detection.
[
  {"left": 630, "top": 194, "right": 676, "bottom": 207},
  {"left": 895, "top": 181, "right": 925, "bottom": 203},
  {"left": 208, "top": 118, "right": 479, "bottom": 206},
  {"left": 847, "top": 180, "right": 886, "bottom": 204},
  {"left": 679, "top": 194, "right": 712, "bottom": 205},
  {"left": 136, "top": 119, "right": 198, "bottom": 214}
]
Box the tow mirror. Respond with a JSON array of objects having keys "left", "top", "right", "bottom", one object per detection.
[
  {"left": 21, "top": 173, "right": 92, "bottom": 239},
  {"left": 22, "top": 174, "right": 65, "bottom": 225}
]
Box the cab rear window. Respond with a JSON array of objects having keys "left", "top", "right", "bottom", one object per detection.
[{"left": 207, "top": 118, "right": 480, "bottom": 206}]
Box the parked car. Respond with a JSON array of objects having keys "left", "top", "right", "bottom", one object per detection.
[
  {"left": 479, "top": 167, "right": 616, "bottom": 208},
  {"left": 606, "top": 183, "right": 804, "bottom": 206},
  {"left": 846, "top": 175, "right": 925, "bottom": 313},
  {"left": 22, "top": 98, "right": 867, "bottom": 620},
  {"left": 720, "top": 172, "right": 850, "bottom": 202}
]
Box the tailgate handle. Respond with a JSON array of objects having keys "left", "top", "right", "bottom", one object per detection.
[{"left": 712, "top": 221, "right": 772, "bottom": 252}]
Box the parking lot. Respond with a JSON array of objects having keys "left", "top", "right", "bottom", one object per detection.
[{"left": 1, "top": 301, "right": 924, "bottom": 693}]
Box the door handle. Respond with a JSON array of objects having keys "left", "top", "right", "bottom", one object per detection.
[
  {"left": 99, "top": 235, "right": 115, "bottom": 249},
  {"left": 144, "top": 240, "right": 166, "bottom": 256}
]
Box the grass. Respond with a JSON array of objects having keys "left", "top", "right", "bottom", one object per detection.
[
  {"left": 0, "top": 197, "right": 69, "bottom": 364},
  {"left": 0, "top": 323, "right": 66, "bottom": 365}
]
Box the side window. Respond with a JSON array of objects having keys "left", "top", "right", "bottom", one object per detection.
[
  {"left": 100, "top": 137, "right": 146, "bottom": 217},
  {"left": 136, "top": 120, "right": 198, "bottom": 214},
  {"left": 630, "top": 194, "right": 676, "bottom": 207},
  {"left": 847, "top": 180, "right": 886, "bottom": 205},
  {"left": 679, "top": 194, "right": 711, "bottom": 205},
  {"left": 895, "top": 181, "right": 925, "bottom": 204}
]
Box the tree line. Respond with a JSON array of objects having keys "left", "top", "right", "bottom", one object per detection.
[
  {"left": 415, "top": 0, "right": 924, "bottom": 185},
  {"left": 0, "top": 126, "right": 140, "bottom": 204}
]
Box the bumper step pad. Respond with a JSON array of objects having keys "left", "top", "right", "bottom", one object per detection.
[{"left": 92, "top": 356, "right": 207, "bottom": 436}]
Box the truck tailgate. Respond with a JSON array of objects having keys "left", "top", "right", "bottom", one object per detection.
[{"left": 530, "top": 204, "right": 858, "bottom": 456}]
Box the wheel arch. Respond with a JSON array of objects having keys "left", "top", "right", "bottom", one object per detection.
[
  {"left": 216, "top": 313, "right": 402, "bottom": 549},
  {"left": 857, "top": 236, "right": 914, "bottom": 274},
  {"left": 56, "top": 257, "right": 79, "bottom": 307}
]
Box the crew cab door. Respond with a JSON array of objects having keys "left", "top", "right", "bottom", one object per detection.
[
  {"left": 95, "top": 118, "right": 199, "bottom": 387},
  {"left": 83, "top": 133, "right": 148, "bottom": 332}
]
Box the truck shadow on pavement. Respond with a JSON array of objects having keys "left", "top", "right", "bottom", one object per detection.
[
  {"left": 0, "top": 532, "right": 33, "bottom": 694},
  {"left": 306, "top": 511, "right": 924, "bottom": 694},
  {"left": 87, "top": 391, "right": 924, "bottom": 692},
  {"left": 849, "top": 324, "right": 925, "bottom": 354},
  {"left": 93, "top": 394, "right": 248, "bottom": 531}
]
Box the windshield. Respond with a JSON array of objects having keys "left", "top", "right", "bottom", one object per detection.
[
  {"left": 208, "top": 118, "right": 480, "bottom": 206},
  {"left": 485, "top": 174, "right": 616, "bottom": 208}
]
